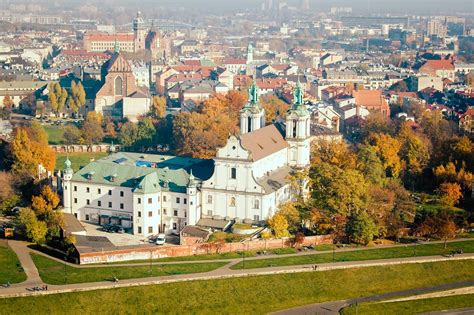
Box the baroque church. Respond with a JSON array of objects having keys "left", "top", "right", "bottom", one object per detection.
[{"left": 62, "top": 82, "right": 311, "bottom": 236}]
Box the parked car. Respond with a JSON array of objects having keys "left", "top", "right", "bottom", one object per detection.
[{"left": 155, "top": 234, "right": 166, "bottom": 245}]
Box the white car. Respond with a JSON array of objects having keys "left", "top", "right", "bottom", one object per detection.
[{"left": 155, "top": 234, "right": 166, "bottom": 245}]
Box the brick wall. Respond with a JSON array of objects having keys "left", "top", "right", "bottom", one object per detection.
[{"left": 78, "top": 235, "right": 333, "bottom": 264}]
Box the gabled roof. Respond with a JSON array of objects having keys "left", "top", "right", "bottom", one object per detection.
[
  {"left": 240, "top": 125, "right": 289, "bottom": 162},
  {"left": 104, "top": 52, "right": 132, "bottom": 73},
  {"left": 419, "top": 60, "right": 455, "bottom": 74}
]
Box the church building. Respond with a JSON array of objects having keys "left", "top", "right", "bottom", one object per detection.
[{"left": 62, "top": 82, "right": 311, "bottom": 236}]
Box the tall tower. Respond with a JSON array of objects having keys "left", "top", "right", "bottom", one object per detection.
[
  {"left": 62, "top": 158, "right": 74, "bottom": 214},
  {"left": 133, "top": 11, "right": 147, "bottom": 52},
  {"left": 286, "top": 80, "right": 311, "bottom": 168},
  {"left": 186, "top": 170, "right": 199, "bottom": 226},
  {"left": 240, "top": 81, "right": 265, "bottom": 135},
  {"left": 246, "top": 43, "right": 255, "bottom": 76}
]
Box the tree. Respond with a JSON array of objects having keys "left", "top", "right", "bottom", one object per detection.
[
  {"left": 118, "top": 122, "right": 139, "bottom": 148},
  {"left": 435, "top": 212, "right": 457, "bottom": 248},
  {"left": 0, "top": 171, "right": 15, "bottom": 203},
  {"left": 3, "top": 94, "right": 14, "bottom": 109},
  {"left": 277, "top": 202, "right": 301, "bottom": 232},
  {"left": 48, "top": 83, "right": 68, "bottom": 116},
  {"left": 356, "top": 145, "right": 386, "bottom": 185},
  {"left": 260, "top": 95, "right": 289, "bottom": 124},
  {"left": 345, "top": 211, "right": 378, "bottom": 245},
  {"left": 366, "top": 133, "right": 402, "bottom": 178},
  {"left": 14, "top": 208, "right": 48, "bottom": 244},
  {"left": 31, "top": 195, "right": 49, "bottom": 215},
  {"left": 68, "top": 81, "right": 86, "bottom": 116},
  {"left": 267, "top": 212, "right": 289, "bottom": 238},
  {"left": 150, "top": 96, "right": 167, "bottom": 119},
  {"left": 311, "top": 139, "right": 357, "bottom": 170},
  {"left": 10, "top": 126, "right": 55, "bottom": 179},
  {"left": 433, "top": 162, "right": 473, "bottom": 194},
  {"left": 63, "top": 125, "right": 82, "bottom": 145},
  {"left": 310, "top": 162, "right": 369, "bottom": 216},
  {"left": 41, "top": 186, "right": 60, "bottom": 210},
  {"left": 82, "top": 112, "right": 104, "bottom": 145},
  {"left": 103, "top": 118, "right": 117, "bottom": 139},
  {"left": 437, "top": 182, "right": 463, "bottom": 207}
]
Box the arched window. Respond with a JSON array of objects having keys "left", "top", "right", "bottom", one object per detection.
[
  {"left": 247, "top": 116, "right": 252, "bottom": 133},
  {"left": 292, "top": 119, "right": 297, "bottom": 138},
  {"left": 230, "top": 197, "right": 236, "bottom": 207},
  {"left": 115, "top": 76, "right": 123, "bottom": 96}
]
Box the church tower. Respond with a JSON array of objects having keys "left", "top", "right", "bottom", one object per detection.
[
  {"left": 133, "top": 11, "right": 146, "bottom": 52},
  {"left": 286, "top": 80, "right": 311, "bottom": 168},
  {"left": 240, "top": 81, "right": 265, "bottom": 135},
  {"left": 62, "top": 158, "right": 74, "bottom": 214}
]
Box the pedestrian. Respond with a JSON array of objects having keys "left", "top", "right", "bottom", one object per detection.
[{"left": 45, "top": 285, "right": 48, "bottom": 291}]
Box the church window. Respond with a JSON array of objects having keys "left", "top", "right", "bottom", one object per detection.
[
  {"left": 230, "top": 197, "right": 236, "bottom": 207},
  {"left": 247, "top": 116, "right": 252, "bottom": 133},
  {"left": 207, "top": 195, "right": 213, "bottom": 204},
  {"left": 231, "top": 168, "right": 237, "bottom": 179},
  {"left": 254, "top": 200, "right": 260, "bottom": 209},
  {"left": 115, "top": 76, "right": 123, "bottom": 95},
  {"left": 254, "top": 215, "right": 260, "bottom": 222},
  {"left": 292, "top": 120, "right": 297, "bottom": 138}
]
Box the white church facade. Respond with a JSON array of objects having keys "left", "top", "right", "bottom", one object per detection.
[{"left": 61, "top": 82, "right": 311, "bottom": 237}]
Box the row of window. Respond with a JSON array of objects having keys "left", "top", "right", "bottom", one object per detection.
[
  {"left": 137, "top": 209, "right": 185, "bottom": 218},
  {"left": 205, "top": 210, "right": 260, "bottom": 222},
  {"left": 75, "top": 198, "right": 125, "bottom": 210},
  {"left": 206, "top": 195, "right": 259, "bottom": 208},
  {"left": 137, "top": 196, "right": 187, "bottom": 205},
  {"left": 74, "top": 186, "right": 125, "bottom": 197},
  {"left": 138, "top": 223, "right": 177, "bottom": 234}
]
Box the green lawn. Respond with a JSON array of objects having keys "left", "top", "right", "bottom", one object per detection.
[
  {"left": 55, "top": 152, "right": 108, "bottom": 172},
  {"left": 1, "top": 260, "right": 473, "bottom": 314},
  {"left": 0, "top": 241, "right": 26, "bottom": 284},
  {"left": 341, "top": 294, "right": 474, "bottom": 315},
  {"left": 43, "top": 125, "right": 65, "bottom": 145},
  {"left": 31, "top": 254, "right": 227, "bottom": 285},
  {"left": 231, "top": 240, "right": 474, "bottom": 269}
]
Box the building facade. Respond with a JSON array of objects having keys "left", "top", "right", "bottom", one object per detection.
[{"left": 62, "top": 82, "right": 311, "bottom": 237}]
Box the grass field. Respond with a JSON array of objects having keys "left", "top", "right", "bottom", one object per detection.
[
  {"left": 31, "top": 254, "right": 227, "bottom": 285},
  {"left": 0, "top": 241, "right": 26, "bottom": 284},
  {"left": 341, "top": 294, "right": 474, "bottom": 315},
  {"left": 43, "top": 125, "right": 66, "bottom": 145},
  {"left": 55, "top": 152, "right": 108, "bottom": 172},
  {"left": 1, "top": 260, "right": 473, "bottom": 314},
  {"left": 231, "top": 240, "right": 474, "bottom": 269}
]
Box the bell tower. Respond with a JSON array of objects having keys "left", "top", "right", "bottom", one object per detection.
[
  {"left": 133, "top": 11, "right": 146, "bottom": 52},
  {"left": 240, "top": 81, "right": 265, "bottom": 135},
  {"left": 286, "top": 80, "right": 311, "bottom": 168},
  {"left": 62, "top": 157, "right": 74, "bottom": 214}
]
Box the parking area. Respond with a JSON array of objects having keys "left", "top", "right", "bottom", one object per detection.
[
  {"left": 81, "top": 222, "right": 148, "bottom": 247},
  {"left": 80, "top": 222, "right": 179, "bottom": 247}
]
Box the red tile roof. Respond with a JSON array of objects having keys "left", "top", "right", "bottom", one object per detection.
[
  {"left": 419, "top": 60, "right": 455, "bottom": 75},
  {"left": 84, "top": 32, "right": 134, "bottom": 42},
  {"left": 240, "top": 125, "right": 289, "bottom": 161}
]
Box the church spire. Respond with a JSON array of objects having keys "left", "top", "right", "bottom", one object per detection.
[
  {"left": 240, "top": 80, "right": 265, "bottom": 135},
  {"left": 288, "top": 78, "right": 309, "bottom": 116}
]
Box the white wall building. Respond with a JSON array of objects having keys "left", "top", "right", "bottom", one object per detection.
[{"left": 62, "top": 82, "right": 311, "bottom": 237}]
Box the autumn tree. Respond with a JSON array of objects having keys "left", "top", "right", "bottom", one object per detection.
[
  {"left": 63, "top": 125, "right": 82, "bottom": 145},
  {"left": 2, "top": 94, "right": 14, "bottom": 109},
  {"left": 260, "top": 95, "right": 289, "bottom": 124},
  {"left": 311, "top": 139, "right": 357, "bottom": 170},
  {"left": 14, "top": 208, "right": 48, "bottom": 244},
  {"left": 398, "top": 123, "right": 430, "bottom": 187},
  {"left": 310, "top": 162, "right": 369, "bottom": 216},
  {"left": 433, "top": 162, "right": 473, "bottom": 195},
  {"left": 277, "top": 202, "right": 301, "bottom": 233},
  {"left": 10, "top": 124, "right": 55, "bottom": 179},
  {"left": 68, "top": 80, "right": 86, "bottom": 116},
  {"left": 267, "top": 211, "right": 289, "bottom": 238},
  {"left": 48, "top": 82, "right": 68, "bottom": 116},
  {"left": 150, "top": 96, "right": 167, "bottom": 119},
  {"left": 365, "top": 133, "right": 402, "bottom": 178},
  {"left": 356, "top": 145, "right": 386, "bottom": 185},
  {"left": 437, "top": 182, "right": 463, "bottom": 207},
  {"left": 81, "top": 111, "right": 104, "bottom": 145}
]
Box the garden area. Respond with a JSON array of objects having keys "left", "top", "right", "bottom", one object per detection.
[{"left": 55, "top": 152, "right": 108, "bottom": 172}]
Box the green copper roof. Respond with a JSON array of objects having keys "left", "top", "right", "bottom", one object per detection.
[
  {"left": 288, "top": 79, "right": 309, "bottom": 117},
  {"left": 71, "top": 152, "right": 214, "bottom": 194},
  {"left": 241, "top": 81, "right": 263, "bottom": 114}
]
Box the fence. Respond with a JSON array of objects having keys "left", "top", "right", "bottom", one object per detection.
[{"left": 77, "top": 235, "right": 333, "bottom": 264}]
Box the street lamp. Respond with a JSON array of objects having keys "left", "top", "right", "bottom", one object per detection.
[{"left": 64, "top": 256, "right": 67, "bottom": 284}]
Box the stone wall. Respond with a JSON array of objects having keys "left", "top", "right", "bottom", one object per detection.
[{"left": 78, "top": 235, "right": 333, "bottom": 264}]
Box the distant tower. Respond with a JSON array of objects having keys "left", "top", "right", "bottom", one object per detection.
[
  {"left": 246, "top": 43, "right": 255, "bottom": 76},
  {"left": 133, "top": 11, "right": 147, "bottom": 52},
  {"left": 300, "top": 0, "right": 310, "bottom": 10},
  {"left": 62, "top": 157, "right": 74, "bottom": 214},
  {"left": 286, "top": 80, "right": 311, "bottom": 168},
  {"left": 240, "top": 81, "right": 265, "bottom": 135}
]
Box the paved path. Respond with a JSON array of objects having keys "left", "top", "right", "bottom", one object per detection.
[
  {"left": 271, "top": 280, "right": 474, "bottom": 315},
  {"left": 7, "top": 241, "right": 42, "bottom": 287},
  {"left": 421, "top": 308, "right": 474, "bottom": 315},
  {"left": 1, "top": 240, "right": 473, "bottom": 299}
]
